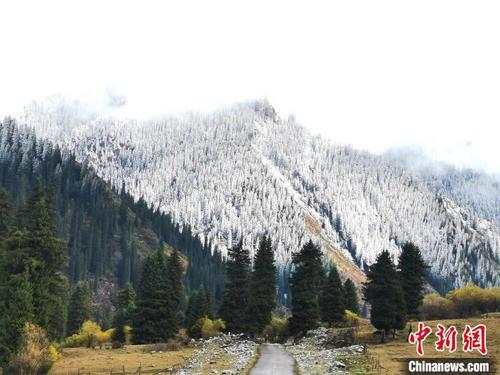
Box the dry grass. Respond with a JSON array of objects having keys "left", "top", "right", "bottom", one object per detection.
[
  {"left": 198, "top": 353, "right": 235, "bottom": 375},
  {"left": 357, "top": 316, "right": 499, "bottom": 374},
  {"left": 241, "top": 346, "right": 261, "bottom": 375},
  {"left": 49, "top": 345, "right": 194, "bottom": 374}
]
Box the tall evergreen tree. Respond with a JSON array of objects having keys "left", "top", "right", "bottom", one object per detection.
[
  {"left": 67, "top": 281, "right": 92, "bottom": 335},
  {"left": 116, "top": 283, "right": 136, "bottom": 311},
  {"left": 320, "top": 265, "right": 345, "bottom": 326},
  {"left": 132, "top": 249, "right": 176, "bottom": 343},
  {"left": 113, "top": 284, "right": 136, "bottom": 344},
  {"left": 246, "top": 235, "right": 277, "bottom": 335},
  {"left": 167, "top": 249, "right": 184, "bottom": 316},
  {"left": 112, "top": 308, "right": 128, "bottom": 344},
  {"left": 185, "top": 289, "right": 212, "bottom": 336},
  {"left": 398, "top": 242, "right": 427, "bottom": 317},
  {"left": 289, "top": 240, "right": 324, "bottom": 335},
  {"left": 0, "top": 119, "right": 226, "bottom": 313},
  {"left": 0, "top": 190, "right": 11, "bottom": 237},
  {"left": 219, "top": 240, "right": 250, "bottom": 333},
  {"left": 19, "top": 188, "right": 69, "bottom": 340},
  {"left": 0, "top": 270, "right": 34, "bottom": 365},
  {"left": 363, "top": 250, "right": 406, "bottom": 342},
  {"left": 343, "top": 278, "right": 360, "bottom": 314}
]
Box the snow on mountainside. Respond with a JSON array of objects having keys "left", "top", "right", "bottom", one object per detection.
[{"left": 21, "top": 100, "right": 500, "bottom": 291}]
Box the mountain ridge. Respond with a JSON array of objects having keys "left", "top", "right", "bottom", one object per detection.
[{"left": 20, "top": 99, "right": 500, "bottom": 292}]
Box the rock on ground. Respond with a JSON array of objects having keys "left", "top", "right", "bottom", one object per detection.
[
  {"left": 285, "top": 327, "right": 365, "bottom": 375},
  {"left": 177, "top": 333, "right": 257, "bottom": 375}
]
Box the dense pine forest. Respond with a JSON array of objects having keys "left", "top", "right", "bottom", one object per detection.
[
  {"left": 23, "top": 100, "right": 500, "bottom": 293},
  {"left": 0, "top": 118, "right": 225, "bottom": 319}
]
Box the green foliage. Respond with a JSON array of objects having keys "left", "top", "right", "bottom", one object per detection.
[
  {"left": 16, "top": 188, "right": 69, "bottom": 341},
  {"left": 0, "top": 119, "right": 225, "bottom": 311},
  {"left": 343, "top": 310, "right": 360, "bottom": 328},
  {"left": 363, "top": 250, "right": 406, "bottom": 340},
  {"left": 320, "top": 265, "right": 345, "bottom": 326},
  {"left": 67, "top": 281, "right": 92, "bottom": 335},
  {"left": 112, "top": 308, "right": 128, "bottom": 344},
  {"left": 201, "top": 317, "right": 225, "bottom": 338},
  {"left": 116, "top": 283, "right": 136, "bottom": 311},
  {"left": 0, "top": 189, "right": 11, "bottom": 236},
  {"left": 0, "top": 188, "right": 68, "bottom": 365},
  {"left": 186, "top": 289, "right": 212, "bottom": 337},
  {"left": 112, "top": 283, "right": 136, "bottom": 344},
  {"left": 343, "top": 278, "right": 359, "bottom": 315},
  {"left": 132, "top": 249, "right": 176, "bottom": 343},
  {"left": 168, "top": 249, "right": 185, "bottom": 315},
  {"left": 289, "top": 240, "right": 325, "bottom": 335},
  {"left": 7, "top": 322, "right": 56, "bottom": 375},
  {"left": 246, "top": 235, "right": 277, "bottom": 335},
  {"left": 0, "top": 270, "right": 34, "bottom": 365},
  {"left": 189, "top": 316, "right": 225, "bottom": 339},
  {"left": 262, "top": 317, "right": 288, "bottom": 343},
  {"left": 397, "top": 242, "right": 427, "bottom": 316},
  {"left": 219, "top": 240, "right": 250, "bottom": 333}
]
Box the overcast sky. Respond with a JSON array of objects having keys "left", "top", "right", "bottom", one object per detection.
[{"left": 1, "top": 1, "right": 499, "bottom": 174}]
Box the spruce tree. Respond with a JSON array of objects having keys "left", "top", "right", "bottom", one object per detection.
[
  {"left": 19, "top": 188, "right": 69, "bottom": 340},
  {"left": 132, "top": 249, "right": 176, "bottom": 343},
  {"left": 246, "top": 235, "right": 277, "bottom": 335},
  {"left": 219, "top": 240, "right": 250, "bottom": 333},
  {"left": 0, "top": 270, "right": 34, "bottom": 366},
  {"left": 398, "top": 242, "right": 427, "bottom": 317},
  {"left": 113, "top": 284, "right": 136, "bottom": 344},
  {"left": 67, "top": 281, "right": 92, "bottom": 335},
  {"left": 343, "top": 278, "right": 360, "bottom": 314},
  {"left": 112, "top": 308, "right": 128, "bottom": 344},
  {"left": 116, "top": 283, "right": 136, "bottom": 310},
  {"left": 0, "top": 189, "right": 11, "bottom": 237},
  {"left": 289, "top": 240, "right": 324, "bottom": 335},
  {"left": 185, "top": 289, "right": 212, "bottom": 337},
  {"left": 168, "top": 249, "right": 184, "bottom": 317},
  {"left": 320, "top": 265, "right": 345, "bottom": 327},
  {"left": 363, "top": 250, "right": 406, "bottom": 342}
]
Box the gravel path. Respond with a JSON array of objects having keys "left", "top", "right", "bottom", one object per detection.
[{"left": 250, "top": 344, "right": 295, "bottom": 375}]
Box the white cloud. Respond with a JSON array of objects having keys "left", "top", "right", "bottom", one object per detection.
[{"left": 1, "top": 0, "right": 499, "bottom": 173}]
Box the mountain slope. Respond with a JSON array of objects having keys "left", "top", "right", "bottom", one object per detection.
[
  {"left": 21, "top": 100, "right": 500, "bottom": 292},
  {"left": 0, "top": 118, "right": 225, "bottom": 312}
]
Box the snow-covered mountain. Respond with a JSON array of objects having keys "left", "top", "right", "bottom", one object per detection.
[{"left": 20, "top": 99, "right": 500, "bottom": 291}]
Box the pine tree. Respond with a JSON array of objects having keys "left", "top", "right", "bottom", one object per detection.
[
  {"left": 320, "top": 265, "right": 345, "bottom": 327},
  {"left": 167, "top": 249, "right": 184, "bottom": 317},
  {"left": 219, "top": 240, "right": 250, "bottom": 333},
  {"left": 0, "top": 189, "right": 11, "bottom": 237},
  {"left": 113, "top": 284, "right": 136, "bottom": 344},
  {"left": 116, "top": 283, "right": 136, "bottom": 310},
  {"left": 363, "top": 250, "right": 406, "bottom": 342},
  {"left": 112, "top": 308, "right": 128, "bottom": 344},
  {"left": 132, "top": 249, "right": 176, "bottom": 343},
  {"left": 185, "top": 289, "right": 212, "bottom": 337},
  {"left": 19, "top": 188, "right": 69, "bottom": 340},
  {"left": 0, "top": 270, "right": 34, "bottom": 365},
  {"left": 343, "top": 278, "right": 360, "bottom": 314},
  {"left": 289, "top": 240, "right": 324, "bottom": 335},
  {"left": 398, "top": 242, "right": 427, "bottom": 317},
  {"left": 246, "top": 235, "right": 276, "bottom": 335},
  {"left": 67, "top": 282, "right": 92, "bottom": 335}
]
